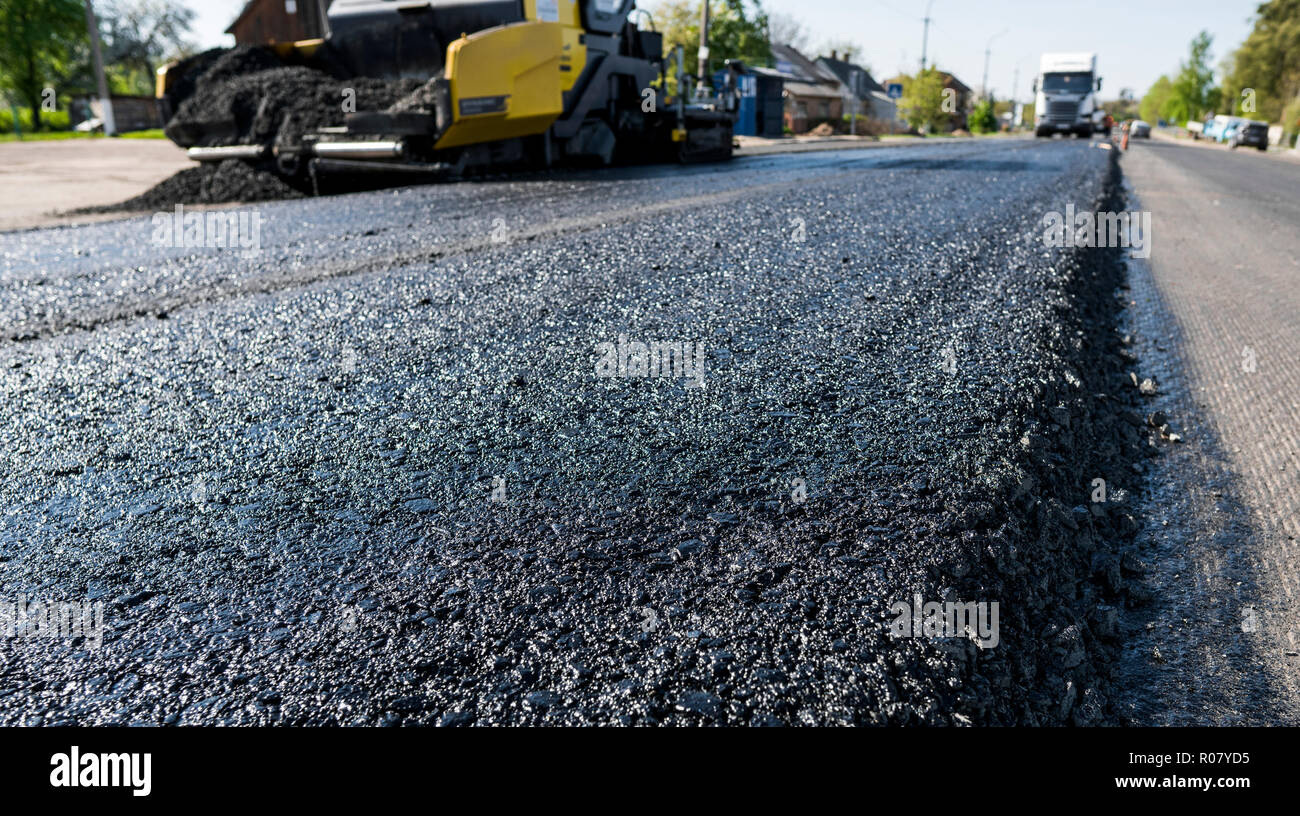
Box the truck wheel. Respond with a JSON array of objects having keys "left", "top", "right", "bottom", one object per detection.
[
  {"left": 1257, "top": 145, "right": 1267, "bottom": 152},
  {"left": 1035, "top": 128, "right": 1048, "bottom": 138}
]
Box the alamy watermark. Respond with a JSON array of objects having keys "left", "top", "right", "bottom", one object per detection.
[
  {"left": 888, "top": 592, "right": 1000, "bottom": 649},
  {"left": 50, "top": 746, "right": 151, "bottom": 797},
  {"left": 1, "top": 596, "right": 105, "bottom": 650},
  {"left": 152, "top": 204, "right": 264, "bottom": 258},
  {"left": 595, "top": 334, "right": 706, "bottom": 388},
  {"left": 1042, "top": 202, "right": 1152, "bottom": 259}
]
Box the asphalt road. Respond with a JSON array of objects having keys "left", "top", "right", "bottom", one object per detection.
[
  {"left": 1115, "top": 137, "right": 1300, "bottom": 724},
  {"left": 0, "top": 137, "right": 1169, "bottom": 725}
]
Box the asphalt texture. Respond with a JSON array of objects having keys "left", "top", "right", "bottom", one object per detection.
[{"left": 0, "top": 137, "right": 1156, "bottom": 725}]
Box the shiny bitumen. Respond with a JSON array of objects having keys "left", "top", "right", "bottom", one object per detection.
[{"left": 0, "top": 138, "right": 1135, "bottom": 725}]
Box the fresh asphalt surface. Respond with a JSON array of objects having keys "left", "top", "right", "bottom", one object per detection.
[{"left": 0, "top": 136, "right": 1267, "bottom": 725}]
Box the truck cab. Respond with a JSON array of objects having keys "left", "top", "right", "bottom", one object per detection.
[{"left": 1033, "top": 52, "right": 1101, "bottom": 139}]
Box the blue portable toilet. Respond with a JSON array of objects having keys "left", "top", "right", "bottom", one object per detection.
[{"left": 716, "top": 62, "right": 787, "bottom": 137}]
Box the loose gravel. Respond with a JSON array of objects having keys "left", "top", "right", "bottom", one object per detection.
[{"left": 0, "top": 139, "right": 1156, "bottom": 725}]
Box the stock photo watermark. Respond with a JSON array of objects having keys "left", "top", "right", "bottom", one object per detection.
[
  {"left": 152, "top": 204, "right": 264, "bottom": 258},
  {"left": 1042, "top": 203, "right": 1152, "bottom": 259},
  {"left": 1, "top": 597, "right": 105, "bottom": 650},
  {"left": 888, "top": 593, "right": 1000, "bottom": 649},
  {"left": 596, "top": 334, "right": 706, "bottom": 389}
]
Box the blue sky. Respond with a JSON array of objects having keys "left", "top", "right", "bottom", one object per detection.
[{"left": 189, "top": 0, "right": 1261, "bottom": 102}]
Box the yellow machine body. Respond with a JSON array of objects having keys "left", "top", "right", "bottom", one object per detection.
[{"left": 434, "top": 15, "right": 587, "bottom": 150}]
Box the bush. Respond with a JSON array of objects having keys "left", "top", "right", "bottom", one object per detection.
[
  {"left": 1282, "top": 96, "right": 1300, "bottom": 143},
  {"left": 0, "top": 107, "right": 71, "bottom": 133},
  {"left": 968, "top": 99, "right": 997, "bottom": 134}
]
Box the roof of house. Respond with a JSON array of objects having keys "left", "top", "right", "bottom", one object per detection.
[
  {"left": 748, "top": 65, "right": 803, "bottom": 82},
  {"left": 225, "top": 0, "right": 260, "bottom": 34},
  {"left": 770, "top": 44, "right": 843, "bottom": 86},
  {"left": 782, "top": 81, "right": 844, "bottom": 100},
  {"left": 940, "top": 72, "right": 972, "bottom": 93},
  {"left": 817, "top": 56, "right": 886, "bottom": 96}
]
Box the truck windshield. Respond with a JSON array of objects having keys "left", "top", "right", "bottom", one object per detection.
[{"left": 1041, "top": 72, "right": 1092, "bottom": 94}]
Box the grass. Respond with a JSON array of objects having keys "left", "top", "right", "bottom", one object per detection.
[
  {"left": 119, "top": 129, "right": 167, "bottom": 139},
  {"left": 0, "top": 130, "right": 102, "bottom": 143},
  {"left": 0, "top": 128, "right": 167, "bottom": 143}
]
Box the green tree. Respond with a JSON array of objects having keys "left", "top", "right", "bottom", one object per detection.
[
  {"left": 1164, "top": 31, "right": 1218, "bottom": 125},
  {"left": 651, "top": 0, "right": 772, "bottom": 74},
  {"left": 1221, "top": 0, "right": 1300, "bottom": 122},
  {"left": 898, "top": 66, "right": 950, "bottom": 133},
  {"left": 0, "top": 0, "right": 85, "bottom": 131},
  {"left": 100, "top": 0, "right": 197, "bottom": 96},
  {"left": 1140, "top": 75, "right": 1173, "bottom": 123},
  {"left": 1283, "top": 96, "right": 1300, "bottom": 143}
]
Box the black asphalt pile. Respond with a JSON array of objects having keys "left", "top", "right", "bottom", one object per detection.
[
  {"left": 79, "top": 160, "right": 305, "bottom": 213},
  {"left": 166, "top": 68, "right": 421, "bottom": 149},
  {"left": 0, "top": 141, "right": 1159, "bottom": 725},
  {"left": 387, "top": 78, "right": 443, "bottom": 114},
  {"left": 82, "top": 45, "right": 424, "bottom": 211}
]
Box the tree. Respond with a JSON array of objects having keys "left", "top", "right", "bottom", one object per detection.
[
  {"left": 650, "top": 0, "right": 772, "bottom": 74},
  {"left": 100, "top": 0, "right": 196, "bottom": 96},
  {"left": 0, "top": 0, "right": 86, "bottom": 131},
  {"left": 1283, "top": 95, "right": 1300, "bottom": 143},
  {"left": 821, "top": 38, "right": 865, "bottom": 64},
  {"left": 767, "top": 11, "right": 811, "bottom": 52},
  {"left": 1164, "top": 31, "right": 1218, "bottom": 126},
  {"left": 1221, "top": 0, "right": 1300, "bottom": 122},
  {"left": 898, "top": 66, "right": 950, "bottom": 133},
  {"left": 1103, "top": 95, "right": 1140, "bottom": 122},
  {"left": 1140, "top": 74, "right": 1173, "bottom": 124}
]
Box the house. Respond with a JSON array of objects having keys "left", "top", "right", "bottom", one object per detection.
[
  {"left": 770, "top": 44, "right": 847, "bottom": 133},
  {"left": 227, "top": 0, "right": 332, "bottom": 45},
  {"left": 817, "top": 52, "right": 902, "bottom": 132},
  {"left": 939, "top": 72, "right": 973, "bottom": 129}
]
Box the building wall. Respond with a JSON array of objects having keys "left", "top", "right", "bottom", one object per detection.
[
  {"left": 73, "top": 95, "right": 163, "bottom": 132},
  {"left": 228, "top": 0, "right": 328, "bottom": 45},
  {"left": 784, "top": 94, "right": 843, "bottom": 134}
]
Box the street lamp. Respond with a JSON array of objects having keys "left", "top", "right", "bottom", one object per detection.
[
  {"left": 981, "top": 28, "right": 1009, "bottom": 101},
  {"left": 919, "top": 0, "right": 935, "bottom": 71}
]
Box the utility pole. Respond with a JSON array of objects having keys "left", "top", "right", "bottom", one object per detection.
[
  {"left": 316, "top": 0, "right": 332, "bottom": 39},
  {"left": 981, "top": 28, "right": 1009, "bottom": 101},
  {"left": 919, "top": 0, "right": 935, "bottom": 71},
  {"left": 697, "top": 0, "right": 710, "bottom": 96},
  {"left": 84, "top": 0, "right": 116, "bottom": 136}
]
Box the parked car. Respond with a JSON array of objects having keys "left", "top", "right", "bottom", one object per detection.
[
  {"left": 1196, "top": 115, "right": 1236, "bottom": 142},
  {"left": 1229, "top": 120, "right": 1269, "bottom": 151},
  {"left": 1130, "top": 120, "right": 1151, "bottom": 138}
]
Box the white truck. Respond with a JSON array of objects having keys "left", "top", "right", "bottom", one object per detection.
[{"left": 1032, "top": 53, "right": 1103, "bottom": 138}]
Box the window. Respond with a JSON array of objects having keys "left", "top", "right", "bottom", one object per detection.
[{"left": 1041, "top": 72, "right": 1092, "bottom": 94}]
